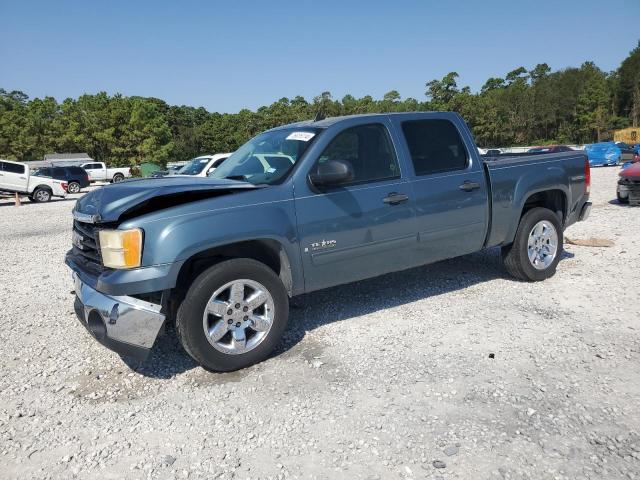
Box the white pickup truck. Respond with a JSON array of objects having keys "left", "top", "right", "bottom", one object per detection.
[
  {"left": 80, "top": 162, "right": 131, "bottom": 183},
  {"left": 0, "top": 159, "right": 68, "bottom": 202}
]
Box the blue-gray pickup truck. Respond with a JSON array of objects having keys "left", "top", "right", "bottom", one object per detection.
[{"left": 66, "top": 112, "right": 592, "bottom": 371}]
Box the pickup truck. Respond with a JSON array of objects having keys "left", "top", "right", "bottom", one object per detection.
[
  {"left": 80, "top": 162, "right": 131, "bottom": 183},
  {"left": 66, "top": 112, "right": 592, "bottom": 372},
  {"left": 0, "top": 159, "right": 68, "bottom": 202}
]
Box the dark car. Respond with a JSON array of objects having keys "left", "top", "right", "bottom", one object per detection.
[
  {"left": 34, "top": 166, "right": 90, "bottom": 194},
  {"left": 615, "top": 142, "right": 637, "bottom": 163},
  {"left": 528, "top": 145, "right": 574, "bottom": 154}
]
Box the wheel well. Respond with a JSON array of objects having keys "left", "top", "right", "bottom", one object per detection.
[
  {"left": 33, "top": 185, "right": 52, "bottom": 193},
  {"left": 521, "top": 190, "right": 566, "bottom": 226},
  {"left": 173, "top": 239, "right": 293, "bottom": 302}
]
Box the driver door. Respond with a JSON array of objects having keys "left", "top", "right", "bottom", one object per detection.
[{"left": 293, "top": 122, "right": 416, "bottom": 292}]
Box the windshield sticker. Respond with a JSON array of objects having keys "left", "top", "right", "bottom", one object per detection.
[{"left": 286, "top": 132, "right": 315, "bottom": 142}]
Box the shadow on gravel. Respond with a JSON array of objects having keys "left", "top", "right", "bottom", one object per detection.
[
  {"left": 126, "top": 246, "right": 575, "bottom": 379},
  {"left": 0, "top": 197, "right": 78, "bottom": 207},
  {"left": 608, "top": 199, "right": 632, "bottom": 207}
]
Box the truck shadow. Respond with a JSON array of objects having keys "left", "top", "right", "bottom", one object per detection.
[{"left": 129, "top": 246, "right": 572, "bottom": 379}]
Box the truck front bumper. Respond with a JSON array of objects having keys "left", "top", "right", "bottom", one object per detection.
[{"left": 72, "top": 272, "right": 165, "bottom": 360}]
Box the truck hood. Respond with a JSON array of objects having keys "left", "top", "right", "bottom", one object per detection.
[{"left": 74, "top": 177, "right": 262, "bottom": 223}]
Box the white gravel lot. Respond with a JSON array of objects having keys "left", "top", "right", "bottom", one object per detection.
[{"left": 0, "top": 167, "right": 639, "bottom": 480}]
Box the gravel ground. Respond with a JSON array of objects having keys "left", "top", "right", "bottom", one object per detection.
[{"left": 0, "top": 167, "right": 639, "bottom": 480}]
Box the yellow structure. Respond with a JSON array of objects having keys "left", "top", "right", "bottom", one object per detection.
[{"left": 614, "top": 127, "right": 640, "bottom": 144}]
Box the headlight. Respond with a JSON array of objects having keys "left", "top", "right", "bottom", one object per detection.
[{"left": 98, "top": 228, "right": 143, "bottom": 269}]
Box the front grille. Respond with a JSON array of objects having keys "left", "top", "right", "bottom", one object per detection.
[{"left": 72, "top": 220, "right": 104, "bottom": 274}]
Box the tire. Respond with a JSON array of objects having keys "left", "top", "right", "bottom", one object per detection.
[
  {"left": 617, "top": 190, "right": 629, "bottom": 204},
  {"left": 501, "top": 207, "right": 563, "bottom": 282},
  {"left": 31, "top": 188, "right": 51, "bottom": 203},
  {"left": 67, "top": 181, "right": 81, "bottom": 194},
  {"left": 176, "top": 258, "right": 289, "bottom": 372},
  {"left": 112, "top": 173, "right": 124, "bottom": 183}
]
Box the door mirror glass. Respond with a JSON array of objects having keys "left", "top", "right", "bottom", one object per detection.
[{"left": 309, "top": 159, "right": 354, "bottom": 186}]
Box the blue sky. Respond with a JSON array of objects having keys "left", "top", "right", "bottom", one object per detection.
[{"left": 1, "top": 0, "right": 638, "bottom": 113}]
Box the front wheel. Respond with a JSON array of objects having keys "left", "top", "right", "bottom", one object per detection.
[
  {"left": 176, "top": 258, "right": 289, "bottom": 372},
  {"left": 501, "top": 207, "right": 563, "bottom": 282}
]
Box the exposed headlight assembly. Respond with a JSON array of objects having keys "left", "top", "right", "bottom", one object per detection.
[{"left": 98, "top": 228, "right": 143, "bottom": 269}]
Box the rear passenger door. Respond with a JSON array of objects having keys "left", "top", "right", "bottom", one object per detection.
[
  {"left": 83, "top": 163, "right": 102, "bottom": 181},
  {"left": 389, "top": 114, "right": 488, "bottom": 264}
]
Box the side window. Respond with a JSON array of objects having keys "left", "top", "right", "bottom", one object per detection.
[
  {"left": 401, "top": 120, "right": 468, "bottom": 176},
  {"left": 317, "top": 124, "right": 399, "bottom": 184},
  {"left": 3, "top": 162, "right": 26, "bottom": 174},
  {"left": 0, "top": 161, "right": 5, "bottom": 171},
  {"left": 52, "top": 168, "right": 65, "bottom": 178}
]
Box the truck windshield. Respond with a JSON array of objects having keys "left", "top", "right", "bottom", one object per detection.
[
  {"left": 210, "top": 127, "right": 320, "bottom": 185},
  {"left": 177, "top": 157, "right": 211, "bottom": 175}
]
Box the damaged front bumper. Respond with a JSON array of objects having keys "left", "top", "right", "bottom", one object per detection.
[{"left": 72, "top": 272, "right": 165, "bottom": 360}]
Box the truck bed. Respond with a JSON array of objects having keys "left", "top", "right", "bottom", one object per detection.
[{"left": 483, "top": 151, "right": 589, "bottom": 248}]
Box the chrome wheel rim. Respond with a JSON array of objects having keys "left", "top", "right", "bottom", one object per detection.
[
  {"left": 36, "top": 190, "right": 49, "bottom": 201},
  {"left": 202, "top": 279, "right": 275, "bottom": 355},
  {"left": 68, "top": 183, "right": 80, "bottom": 193},
  {"left": 113, "top": 175, "right": 123, "bottom": 183},
  {"left": 527, "top": 220, "right": 558, "bottom": 270}
]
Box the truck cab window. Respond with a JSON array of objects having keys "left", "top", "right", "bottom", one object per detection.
[
  {"left": 402, "top": 120, "right": 468, "bottom": 175},
  {"left": 2, "top": 162, "right": 26, "bottom": 174},
  {"left": 317, "top": 124, "right": 399, "bottom": 184}
]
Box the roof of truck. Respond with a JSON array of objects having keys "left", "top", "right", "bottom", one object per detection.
[{"left": 272, "top": 111, "right": 452, "bottom": 130}]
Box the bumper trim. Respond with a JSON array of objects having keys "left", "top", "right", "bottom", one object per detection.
[
  {"left": 579, "top": 202, "right": 592, "bottom": 221},
  {"left": 72, "top": 272, "right": 165, "bottom": 360}
]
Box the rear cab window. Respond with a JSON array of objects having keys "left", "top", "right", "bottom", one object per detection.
[
  {"left": 2, "top": 162, "right": 26, "bottom": 174},
  {"left": 401, "top": 119, "right": 468, "bottom": 176}
]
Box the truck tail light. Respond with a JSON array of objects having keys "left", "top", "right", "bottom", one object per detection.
[
  {"left": 584, "top": 159, "right": 590, "bottom": 195},
  {"left": 61, "top": 182, "right": 68, "bottom": 192}
]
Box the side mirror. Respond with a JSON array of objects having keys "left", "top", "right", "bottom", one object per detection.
[{"left": 308, "top": 159, "right": 354, "bottom": 187}]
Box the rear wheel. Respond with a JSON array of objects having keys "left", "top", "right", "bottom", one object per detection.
[
  {"left": 31, "top": 188, "right": 51, "bottom": 203},
  {"left": 67, "top": 181, "right": 81, "bottom": 194},
  {"left": 501, "top": 207, "right": 563, "bottom": 281},
  {"left": 176, "top": 258, "right": 289, "bottom": 372},
  {"left": 112, "top": 173, "right": 124, "bottom": 183}
]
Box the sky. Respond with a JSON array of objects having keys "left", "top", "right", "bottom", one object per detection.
[{"left": 1, "top": 0, "right": 639, "bottom": 113}]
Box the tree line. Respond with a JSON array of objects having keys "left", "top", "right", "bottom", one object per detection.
[{"left": 1, "top": 42, "right": 638, "bottom": 167}]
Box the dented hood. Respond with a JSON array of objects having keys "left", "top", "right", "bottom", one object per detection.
[{"left": 74, "top": 177, "right": 261, "bottom": 223}]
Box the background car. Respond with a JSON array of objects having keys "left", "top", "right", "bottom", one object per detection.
[
  {"left": 615, "top": 142, "right": 637, "bottom": 163},
  {"left": 527, "top": 145, "right": 574, "bottom": 153},
  {"left": 33, "top": 166, "right": 90, "bottom": 193},
  {"left": 617, "top": 161, "right": 640, "bottom": 205},
  {"left": 173, "top": 153, "right": 231, "bottom": 177}
]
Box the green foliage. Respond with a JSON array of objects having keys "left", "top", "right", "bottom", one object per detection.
[{"left": 1, "top": 43, "right": 639, "bottom": 162}]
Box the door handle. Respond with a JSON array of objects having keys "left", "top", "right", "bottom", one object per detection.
[
  {"left": 459, "top": 181, "right": 480, "bottom": 192},
  {"left": 383, "top": 192, "right": 409, "bottom": 205}
]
